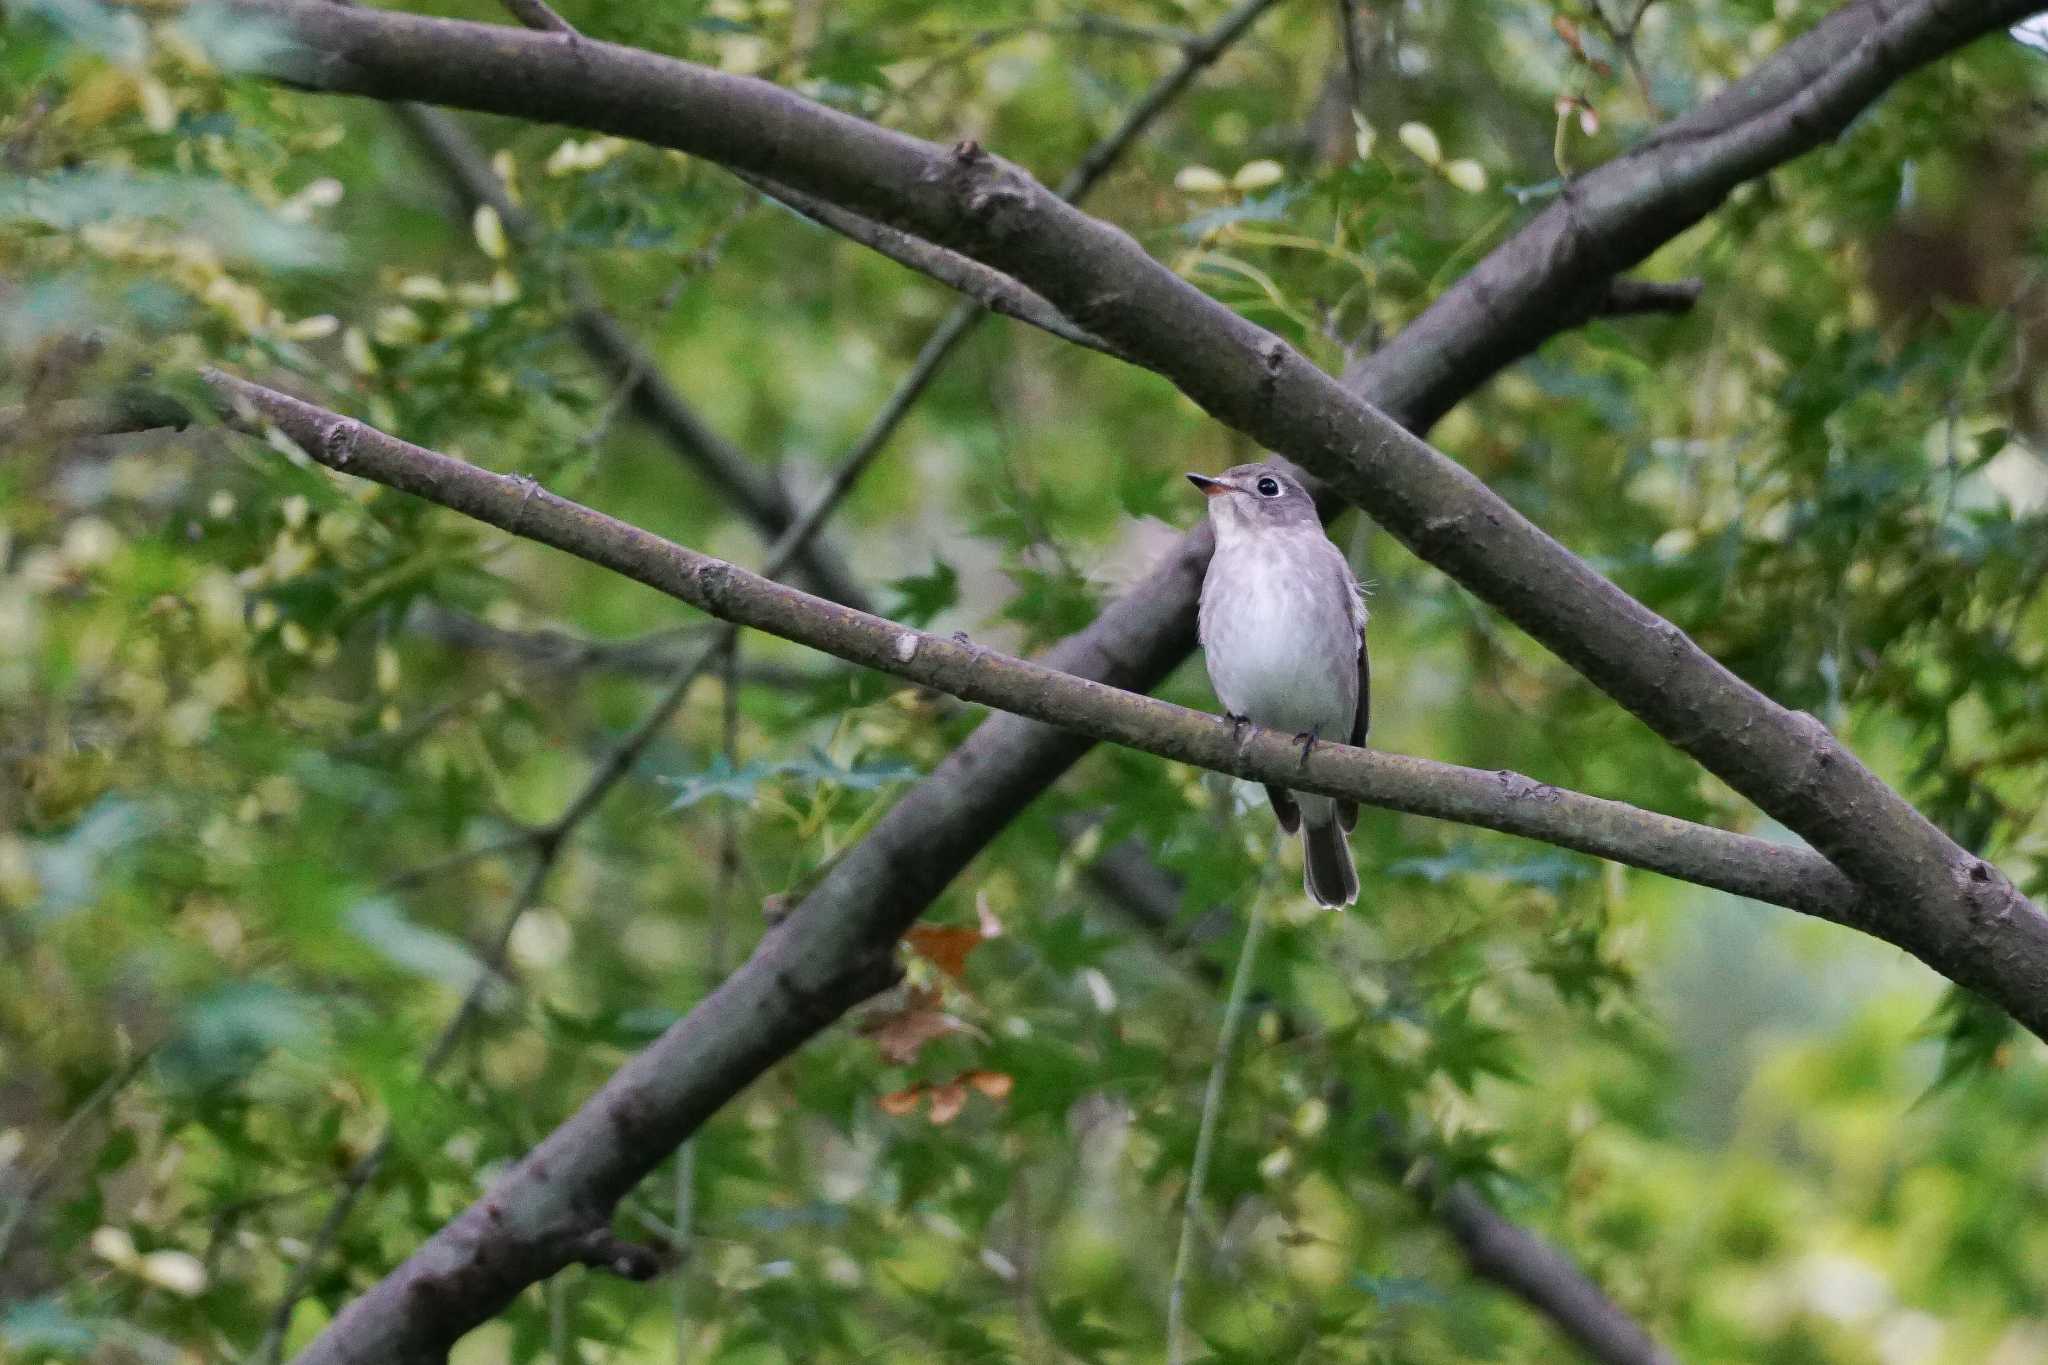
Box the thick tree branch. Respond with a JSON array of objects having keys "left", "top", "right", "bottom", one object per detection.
[
  {"left": 1432, "top": 1184, "right": 1676, "bottom": 1365},
  {"left": 216, "top": 0, "right": 2048, "bottom": 1026},
  {"left": 740, "top": 173, "right": 1125, "bottom": 359},
  {"left": 209, "top": 371, "right": 1871, "bottom": 931}
]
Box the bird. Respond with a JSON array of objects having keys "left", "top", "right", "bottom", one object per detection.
[{"left": 1188, "top": 461, "right": 1368, "bottom": 908}]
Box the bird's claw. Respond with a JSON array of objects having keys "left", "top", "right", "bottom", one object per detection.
[{"left": 1294, "top": 727, "right": 1321, "bottom": 770}]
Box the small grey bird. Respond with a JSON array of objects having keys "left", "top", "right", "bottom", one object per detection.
[{"left": 1189, "top": 462, "right": 1368, "bottom": 908}]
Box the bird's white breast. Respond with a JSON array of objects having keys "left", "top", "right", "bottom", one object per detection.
[{"left": 1198, "top": 531, "right": 1358, "bottom": 738}]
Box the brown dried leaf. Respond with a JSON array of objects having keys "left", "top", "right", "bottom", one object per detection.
[
  {"left": 927, "top": 1081, "right": 968, "bottom": 1125},
  {"left": 962, "top": 1069, "right": 1013, "bottom": 1101},
  {"left": 857, "top": 986, "right": 967, "bottom": 1065},
  {"left": 878, "top": 1084, "right": 927, "bottom": 1117},
  {"left": 905, "top": 925, "right": 985, "bottom": 981}
]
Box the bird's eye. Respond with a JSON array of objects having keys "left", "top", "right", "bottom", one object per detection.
[{"left": 1255, "top": 476, "right": 1281, "bottom": 497}]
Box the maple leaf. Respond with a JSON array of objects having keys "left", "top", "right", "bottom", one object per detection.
[
  {"left": 876, "top": 1070, "right": 1013, "bottom": 1123},
  {"left": 904, "top": 925, "right": 983, "bottom": 981},
  {"left": 878, "top": 1084, "right": 927, "bottom": 1116},
  {"left": 857, "top": 986, "right": 968, "bottom": 1064},
  {"left": 904, "top": 894, "right": 1005, "bottom": 981},
  {"left": 962, "top": 1069, "right": 1013, "bottom": 1100}
]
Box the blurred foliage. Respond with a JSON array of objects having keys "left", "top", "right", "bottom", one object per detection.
[{"left": 5, "top": 0, "right": 2048, "bottom": 1361}]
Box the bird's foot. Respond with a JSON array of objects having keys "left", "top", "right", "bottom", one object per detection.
[
  {"left": 1226, "top": 712, "right": 1253, "bottom": 756},
  {"left": 1294, "top": 726, "right": 1322, "bottom": 770}
]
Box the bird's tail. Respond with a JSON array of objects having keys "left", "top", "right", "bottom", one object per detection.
[{"left": 1301, "top": 815, "right": 1358, "bottom": 909}]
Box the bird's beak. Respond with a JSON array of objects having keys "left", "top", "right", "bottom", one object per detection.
[{"left": 1186, "top": 472, "right": 1231, "bottom": 498}]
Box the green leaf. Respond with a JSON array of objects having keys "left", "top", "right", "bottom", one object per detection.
[
  {"left": 775, "top": 747, "right": 920, "bottom": 791},
  {"left": 1920, "top": 987, "right": 2017, "bottom": 1097},
  {"left": 1, "top": 1298, "right": 100, "bottom": 1356},
  {"left": 344, "top": 897, "right": 488, "bottom": 987},
  {"left": 887, "top": 559, "right": 959, "bottom": 627},
  {"left": 1353, "top": 1273, "right": 1446, "bottom": 1309},
  {"left": 664, "top": 748, "right": 918, "bottom": 810},
  {"left": 663, "top": 754, "right": 778, "bottom": 810},
  {"left": 157, "top": 983, "right": 319, "bottom": 1091},
  {"left": 1427, "top": 994, "right": 1526, "bottom": 1092},
  {"left": 30, "top": 797, "right": 147, "bottom": 922}
]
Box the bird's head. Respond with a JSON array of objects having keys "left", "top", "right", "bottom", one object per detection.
[{"left": 1186, "top": 461, "right": 1319, "bottom": 540}]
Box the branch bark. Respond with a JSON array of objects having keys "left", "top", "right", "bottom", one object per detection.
[
  {"left": 1433, "top": 1184, "right": 1676, "bottom": 1365},
  {"left": 215, "top": 0, "right": 2048, "bottom": 1029}
]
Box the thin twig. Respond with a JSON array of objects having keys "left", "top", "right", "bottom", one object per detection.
[
  {"left": 1334, "top": 0, "right": 1368, "bottom": 112},
  {"left": 261, "top": 623, "right": 729, "bottom": 1358},
  {"left": 735, "top": 0, "right": 1257, "bottom": 368},
  {"left": 380, "top": 832, "right": 532, "bottom": 892},
  {"left": 742, "top": 173, "right": 1126, "bottom": 360},
  {"left": 672, "top": 641, "right": 742, "bottom": 1361},
  {"left": 500, "top": 0, "right": 573, "bottom": 34},
  {"left": 206, "top": 370, "right": 1889, "bottom": 937},
  {"left": 759, "top": 0, "right": 1290, "bottom": 548},
  {"left": 1165, "top": 887, "right": 1267, "bottom": 1364},
  {"left": 1596, "top": 277, "right": 1702, "bottom": 316}
]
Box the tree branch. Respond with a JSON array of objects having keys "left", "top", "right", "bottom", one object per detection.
[
  {"left": 0, "top": 387, "right": 197, "bottom": 448},
  {"left": 740, "top": 172, "right": 1126, "bottom": 359},
  {"left": 1595, "top": 277, "right": 1703, "bottom": 317},
  {"left": 208, "top": 370, "right": 1874, "bottom": 931},
  {"left": 215, "top": 0, "right": 2048, "bottom": 1024},
  {"left": 1431, "top": 1183, "right": 1675, "bottom": 1365},
  {"left": 407, "top": 603, "right": 833, "bottom": 688},
  {"left": 497, "top": 0, "right": 573, "bottom": 35}
]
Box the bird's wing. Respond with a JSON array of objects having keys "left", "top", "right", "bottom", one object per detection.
[
  {"left": 1325, "top": 539, "right": 1369, "bottom": 743},
  {"left": 1339, "top": 634, "right": 1368, "bottom": 832},
  {"left": 1351, "top": 633, "right": 1369, "bottom": 747}
]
